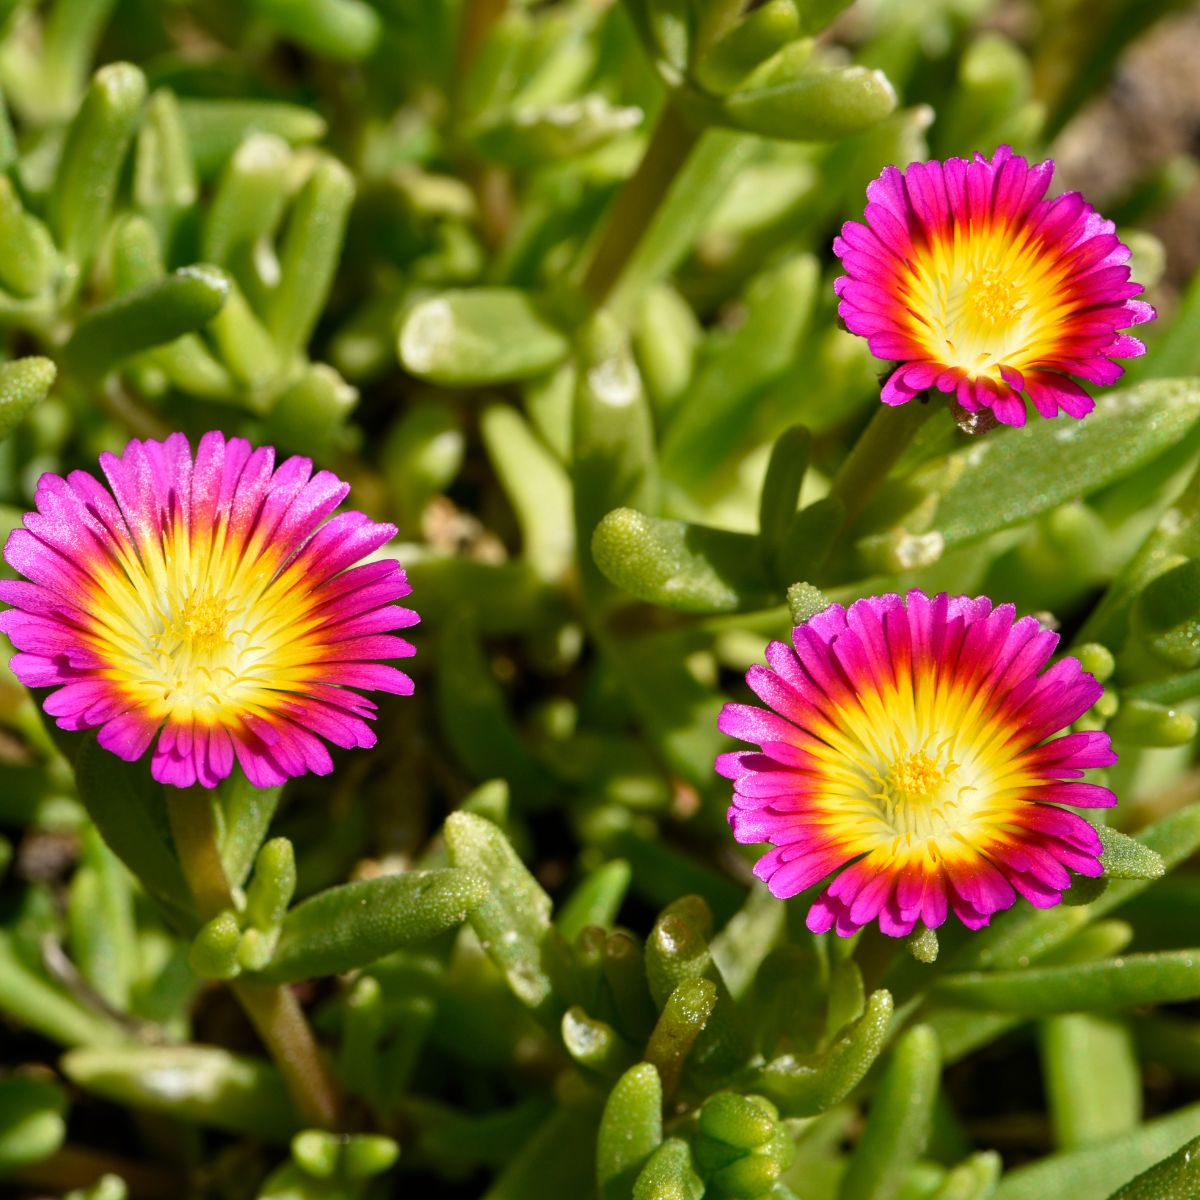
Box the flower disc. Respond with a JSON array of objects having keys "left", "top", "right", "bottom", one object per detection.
[
  {"left": 0, "top": 432, "right": 417, "bottom": 788},
  {"left": 833, "top": 146, "right": 1154, "bottom": 425},
  {"left": 719, "top": 591, "right": 1116, "bottom": 936}
]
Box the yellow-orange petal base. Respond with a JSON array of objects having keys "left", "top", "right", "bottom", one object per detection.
[
  {"left": 0, "top": 432, "right": 417, "bottom": 789},
  {"left": 718, "top": 591, "right": 1116, "bottom": 937},
  {"left": 833, "top": 146, "right": 1154, "bottom": 426}
]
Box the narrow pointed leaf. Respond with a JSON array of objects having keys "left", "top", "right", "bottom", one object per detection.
[
  {"left": 444, "top": 812, "right": 556, "bottom": 1014},
  {"left": 597, "top": 1063, "right": 663, "bottom": 1200},
  {"left": 64, "top": 266, "right": 229, "bottom": 381},
  {"left": 399, "top": 289, "right": 570, "bottom": 386},
  {"left": 62, "top": 1046, "right": 296, "bottom": 1141},
  {"left": 937, "top": 951, "right": 1200, "bottom": 1014},
  {"left": 1098, "top": 826, "right": 1166, "bottom": 880},
  {"left": 254, "top": 869, "right": 488, "bottom": 983},
  {"left": 592, "top": 508, "right": 774, "bottom": 613},
  {"left": 1107, "top": 1132, "right": 1200, "bottom": 1198},
  {"left": 994, "top": 1102, "right": 1200, "bottom": 1200},
  {"left": 922, "top": 381, "right": 1200, "bottom": 549}
]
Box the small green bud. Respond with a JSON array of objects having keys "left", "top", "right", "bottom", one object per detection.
[
  {"left": 189, "top": 910, "right": 242, "bottom": 980},
  {"left": 1107, "top": 698, "right": 1197, "bottom": 747},
  {"left": 907, "top": 925, "right": 939, "bottom": 964},
  {"left": 1076, "top": 643, "right": 1116, "bottom": 683},
  {"left": 292, "top": 1130, "right": 340, "bottom": 1178},
  {"left": 340, "top": 1134, "right": 400, "bottom": 1178},
  {"left": 710, "top": 1151, "right": 784, "bottom": 1196},
  {"left": 787, "top": 582, "right": 831, "bottom": 627},
  {"left": 698, "top": 1092, "right": 778, "bottom": 1149}
]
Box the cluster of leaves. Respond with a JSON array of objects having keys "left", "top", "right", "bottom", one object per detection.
[{"left": 1, "top": 0, "right": 1200, "bottom": 1198}]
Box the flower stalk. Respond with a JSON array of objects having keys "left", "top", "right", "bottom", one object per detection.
[
  {"left": 580, "top": 99, "right": 701, "bottom": 311},
  {"left": 165, "top": 786, "right": 341, "bottom": 1130},
  {"left": 827, "top": 397, "right": 935, "bottom": 532}
]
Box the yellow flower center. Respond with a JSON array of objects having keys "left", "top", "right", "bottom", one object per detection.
[
  {"left": 160, "top": 592, "right": 229, "bottom": 658},
  {"left": 967, "top": 268, "right": 1024, "bottom": 328},
  {"left": 902, "top": 227, "right": 1072, "bottom": 379},
  {"left": 863, "top": 742, "right": 983, "bottom": 844},
  {"left": 888, "top": 750, "right": 947, "bottom": 801},
  {"left": 81, "top": 529, "right": 323, "bottom": 725},
  {"left": 146, "top": 589, "right": 251, "bottom": 705}
]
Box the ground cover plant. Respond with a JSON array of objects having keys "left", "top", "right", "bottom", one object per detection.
[{"left": 3, "top": 0, "right": 1200, "bottom": 1198}]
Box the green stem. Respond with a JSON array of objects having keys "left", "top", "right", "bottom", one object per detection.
[
  {"left": 165, "top": 786, "right": 341, "bottom": 1130},
  {"left": 828, "top": 399, "right": 936, "bottom": 532},
  {"left": 691, "top": 0, "right": 747, "bottom": 65},
  {"left": 580, "top": 99, "right": 701, "bottom": 311},
  {"left": 1126, "top": 669, "right": 1200, "bottom": 706},
  {"left": 456, "top": 0, "right": 508, "bottom": 82}
]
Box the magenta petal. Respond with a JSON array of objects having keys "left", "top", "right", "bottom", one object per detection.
[
  {"left": 832, "top": 150, "right": 1154, "bottom": 424},
  {"left": 1, "top": 430, "right": 419, "bottom": 789},
  {"left": 717, "top": 589, "right": 1120, "bottom": 939}
]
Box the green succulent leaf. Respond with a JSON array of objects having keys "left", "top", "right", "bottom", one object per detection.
[
  {"left": 0, "top": 357, "right": 55, "bottom": 443},
  {"left": 444, "top": 812, "right": 556, "bottom": 1015},
  {"left": 61, "top": 1046, "right": 296, "bottom": 1141},
  {"left": 0, "top": 1075, "right": 67, "bottom": 1174},
  {"left": 592, "top": 507, "right": 775, "bottom": 613},
  {"left": 1106, "top": 1132, "right": 1200, "bottom": 1199},
  {"left": 995, "top": 1102, "right": 1200, "bottom": 1200},
  {"left": 178, "top": 99, "right": 327, "bottom": 176},
  {"left": 1098, "top": 827, "right": 1167, "bottom": 880},
  {"left": 721, "top": 64, "right": 898, "bottom": 141},
  {"left": 399, "top": 289, "right": 571, "bottom": 386},
  {"left": 254, "top": 869, "right": 489, "bottom": 983},
  {"left": 921, "top": 381, "right": 1200, "bottom": 549},
  {"left": 49, "top": 62, "right": 146, "bottom": 276},
  {"left": 754, "top": 988, "right": 894, "bottom": 1116},
  {"left": 633, "top": 1137, "right": 706, "bottom": 1200},
  {"left": 63, "top": 266, "right": 229, "bottom": 381},
  {"left": 937, "top": 951, "right": 1200, "bottom": 1014},
  {"left": 597, "top": 1063, "right": 664, "bottom": 1200},
  {"left": 839, "top": 1024, "right": 941, "bottom": 1200}
]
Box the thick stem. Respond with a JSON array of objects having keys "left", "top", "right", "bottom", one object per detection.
[
  {"left": 691, "top": 0, "right": 748, "bottom": 65},
  {"left": 231, "top": 980, "right": 340, "bottom": 1129},
  {"left": 456, "top": 0, "right": 508, "bottom": 82},
  {"left": 828, "top": 398, "right": 936, "bottom": 532},
  {"left": 580, "top": 99, "right": 701, "bottom": 311},
  {"left": 165, "top": 787, "right": 231, "bottom": 917},
  {"left": 165, "top": 786, "right": 341, "bottom": 1129}
]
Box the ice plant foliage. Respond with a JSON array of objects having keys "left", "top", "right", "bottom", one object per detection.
[
  {"left": 833, "top": 146, "right": 1154, "bottom": 426},
  {"left": 719, "top": 591, "right": 1116, "bottom": 937},
  {"left": 0, "top": 433, "right": 417, "bottom": 788}
]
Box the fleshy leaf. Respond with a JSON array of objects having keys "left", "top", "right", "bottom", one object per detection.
[
  {"left": 399, "top": 289, "right": 571, "bottom": 386},
  {"left": 61, "top": 1046, "right": 296, "bottom": 1141},
  {"left": 444, "top": 812, "right": 556, "bottom": 1015},
  {"left": 254, "top": 870, "right": 489, "bottom": 983},
  {"left": 592, "top": 508, "right": 775, "bottom": 614},
  {"left": 921, "top": 381, "right": 1200, "bottom": 549}
]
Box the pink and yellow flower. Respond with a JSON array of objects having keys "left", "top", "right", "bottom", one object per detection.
[
  {"left": 833, "top": 145, "right": 1154, "bottom": 426},
  {"left": 0, "top": 432, "right": 417, "bottom": 789},
  {"left": 719, "top": 591, "right": 1115, "bottom": 937}
]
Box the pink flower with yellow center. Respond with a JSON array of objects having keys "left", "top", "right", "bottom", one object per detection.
[
  {"left": 833, "top": 146, "right": 1154, "bottom": 426},
  {"left": 718, "top": 591, "right": 1116, "bottom": 937},
  {"left": 0, "top": 432, "right": 417, "bottom": 789}
]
